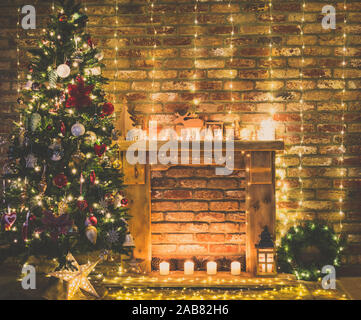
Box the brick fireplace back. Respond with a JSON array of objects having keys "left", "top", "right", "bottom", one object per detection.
[{"left": 151, "top": 165, "right": 246, "bottom": 268}]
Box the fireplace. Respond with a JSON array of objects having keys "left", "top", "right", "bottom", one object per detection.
[{"left": 118, "top": 140, "right": 283, "bottom": 275}]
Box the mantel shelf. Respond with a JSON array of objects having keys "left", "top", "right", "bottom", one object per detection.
[{"left": 116, "top": 140, "right": 284, "bottom": 152}]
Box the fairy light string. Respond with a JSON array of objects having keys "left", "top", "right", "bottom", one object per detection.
[
  {"left": 192, "top": 0, "right": 199, "bottom": 113},
  {"left": 338, "top": 0, "right": 348, "bottom": 238},
  {"left": 113, "top": 0, "right": 119, "bottom": 114},
  {"left": 296, "top": 0, "right": 306, "bottom": 228},
  {"left": 150, "top": 0, "right": 157, "bottom": 113},
  {"left": 228, "top": 0, "right": 235, "bottom": 114}
]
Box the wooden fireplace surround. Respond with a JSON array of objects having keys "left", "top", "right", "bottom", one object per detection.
[{"left": 117, "top": 140, "right": 284, "bottom": 275}]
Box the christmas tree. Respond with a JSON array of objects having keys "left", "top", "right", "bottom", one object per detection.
[{"left": 0, "top": 0, "right": 131, "bottom": 268}]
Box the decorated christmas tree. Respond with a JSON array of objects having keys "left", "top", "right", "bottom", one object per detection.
[{"left": 0, "top": 0, "right": 131, "bottom": 268}]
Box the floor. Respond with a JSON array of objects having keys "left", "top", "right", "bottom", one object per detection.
[{"left": 0, "top": 266, "right": 353, "bottom": 300}]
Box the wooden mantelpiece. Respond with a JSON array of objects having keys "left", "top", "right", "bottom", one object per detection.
[{"left": 119, "top": 140, "right": 284, "bottom": 275}]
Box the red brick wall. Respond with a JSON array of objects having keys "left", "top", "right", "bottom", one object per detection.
[
  {"left": 1, "top": 0, "right": 361, "bottom": 272},
  {"left": 151, "top": 166, "right": 246, "bottom": 261}
]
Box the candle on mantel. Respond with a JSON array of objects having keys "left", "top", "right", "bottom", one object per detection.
[
  {"left": 159, "top": 262, "right": 170, "bottom": 276},
  {"left": 231, "top": 261, "right": 241, "bottom": 275},
  {"left": 184, "top": 261, "right": 194, "bottom": 275},
  {"left": 207, "top": 261, "right": 217, "bottom": 275}
]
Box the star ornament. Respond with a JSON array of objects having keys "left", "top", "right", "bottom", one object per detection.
[{"left": 47, "top": 253, "right": 101, "bottom": 300}]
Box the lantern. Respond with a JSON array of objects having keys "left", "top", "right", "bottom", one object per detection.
[{"left": 256, "top": 226, "right": 276, "bottom": 276}]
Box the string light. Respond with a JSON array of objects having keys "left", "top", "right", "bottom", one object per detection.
[
  {"left": 16, "top": 5, "right": 21, "bottom": 125},
  {"left": 228, "top": 0, "right": 235, "bottom": 114},
  {"left": 296, "top": 0, "right": 306, "bottom": 228},
  {"left": 150, "top": 0, "right": 157, "bottom": 113},
  {"left": 192, "top": 0, "right": 199, "bottom": 113},
  {"left": 113, "top": 0, "right": 119, "bottom": 115},
  {"left": 268, "top": 0, "right": 274, "bottom": 106},
  {"left": 338, "top": 0, "right": 348, "bottom": 234}
]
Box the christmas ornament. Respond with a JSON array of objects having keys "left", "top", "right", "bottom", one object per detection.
[
  {"left": 46, "top": 124, "right": 53, "bottom": 131},
  {"left": 58, "top": 201, "right": 68, "bottom": 216},
  {"left": 24, "top": 81, "right": 33, "bottom": 90},
  {"left": 22, "top": 211, "right": 31, "bottom": 241},
  {"left": 71, "top": 122, "right": 85, "bottom": 137},
  {"left": 121, "top": 198, "right": 129, "bottom": 207},
  {"left": 60, "top": 121, "right": 66, "bottom": 135},
  {"left": 77, "top": 200, "right": 88, "bottom": 211},
  {"left": 30, "top": 113, "right": 41, "bottom": 132},
  {"left": 91, "top": 67, "right": 101, "bottom": 76},
  {"left": 89, "top": 216, "right": 97, "bottom": 226},
  {"left": 49, "top": 139, "right": 64, "bottom": 161},
  {"left": 66, "top": 77, "right": 94, "bottom": 109},
  {"left": 89, "top": 171, "right": 96, "bottom": 185},
  {"left": 112, "top": 159, "right": 122, "bottom": 170},
  {"left": 2, "top": 162, "right": 14, "bottom": 175},
  {"left": 2, "top": 211, "right": 17, "bottom": 231},
  {"left": 94, "top": 143, "right": 107, "bottom": 157},
  {"left": 25, "top": 153, "right": 37, "bottom": 168},
  {"left": 72, "top": 150, "right": 85, "bottom": 164},
  {"left": 71, "top": 50, "right": 83, "bottom": 63},
  {"left": 31, "top": 82, "right": 40, "bottom": 91},
  {"left": 48, "top": 69, "right": 58, "bottom": 88},
  {"left": 38, "top": 174, "right": 47, "bottom": 195},
  {"left": 102, "top": 102, "right": 114, "bottom": 116},
  {"left": 17, "top": 97, "right": 24, "bottom": 105},
  {"left": 107, "top": 229, "right": 119, "bottom": 244},
  {"left": 42, "top": 210, "right": 72, "bottom": 240},
  {"left": 53, "top": 173, "right": 68, "bottom": 188},
  {"left": 85, "top": 225, "right": 97, "bottom": 244},
  {"left": 123, "top": 233, "right": 135, "bottom": 247},
  {"left": 104, "top": 193, "right": 114, "bottom": 206},
  {"left": 47, "top": 253, "right": 101, "bottom": 300},
  {"left": 87, "top": 37, "right": 94, "bottom": 48},
  {"left": 56, "top": 64, "right": 71, "bottom": 78},
  {"left": 85, "top": 131, "right": 97, "bottom": 145},
  {"left": 58, "top": 14, "right": 68, "bottom": 22},
  {"left": 114, "top": 192, "right": 123, "bottom": 208},
  {"left": 95, "top": 51, "right": 104, "bottom": 61}
]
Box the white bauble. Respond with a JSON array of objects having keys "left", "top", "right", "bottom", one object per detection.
[
  {"left": 71, "top": 122, "right": 85, "bottom": 137},
  {"left": 56, "top": 64, "right": 71, "bottom": 78},
  {"left": 95, "top": 51, "right": 104, "bottom": 61},
  {"left": 85, "top": 131, "right": 97, "bottom": 145},
  {"left": 91, "top": 67, "right": 101, "bottom": 76}
]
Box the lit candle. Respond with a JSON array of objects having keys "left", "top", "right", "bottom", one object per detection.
[
  {"left": 258, "top": 119, "right": 276, "bottom": 141},
  {"left": 159, "top": 262, "right": 169, "bottom": 276},
  {"left": 207, "top": 261, "right": 217, "bottom": 275},
  {"left": 231, "top": 261, "right": 241, "bottom": 275},
  {"left": 184, "top": 261, "right": 194, "bottom": 275}
]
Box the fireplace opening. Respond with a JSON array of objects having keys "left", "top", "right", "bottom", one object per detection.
[{"left": 151, "top": 165, "right": 247, "bottom": 271}]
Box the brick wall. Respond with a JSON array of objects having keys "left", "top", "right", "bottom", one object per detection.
[
  {"left": 151, "top": 166, "right": 246, "bottom": 262},
  {"left": 1, "top": 0, "right": 361, "bottom": 272}
]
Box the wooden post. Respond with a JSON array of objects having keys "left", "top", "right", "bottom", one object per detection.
[{"left": 246, "top": 151, "right": 276, "bottom": 275}]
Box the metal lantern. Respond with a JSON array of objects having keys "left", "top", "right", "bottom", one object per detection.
[
  {"left": 123, "top": 233, "right": 135, "bottom": 248},
  {"left": 256, "top": 226, "right": 276, "bottom": 276}
]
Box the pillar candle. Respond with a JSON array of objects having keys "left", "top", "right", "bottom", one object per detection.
[
  {"left": 159, "top": 262, "right": 169, "bottom": 276},
  {"left": 184, "top": 261, "right": 194, "bottom": 275},
  {"left": 231, "top": 261, "right": 241, "bottom": 275},
  {"left": 207, "top": 261, "right": 217, "bottom": 275}
]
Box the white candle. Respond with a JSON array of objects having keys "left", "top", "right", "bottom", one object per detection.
[
  {"left": 184, "top": 261, "right": 194, "bottom": 275},
  {"left": 159, "top": 262, "right": 170, "bottom": 276},
  {"left": 207, "top": 261, "right": 217, "bottom": 275},
  {"left": 231, "top": 261, "right": 241, "bottom": 275}
]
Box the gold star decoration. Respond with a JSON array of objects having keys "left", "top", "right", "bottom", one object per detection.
[{"left": 47, "top": 253, "right": 101, "bottom": 300}]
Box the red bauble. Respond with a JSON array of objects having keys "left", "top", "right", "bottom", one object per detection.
[
  {"left": 60, "top": 121, "right": 66, "bottom": 135},
  {"left": 66, "top": 77, "right": 94, "bottom": 109},
  {"left": 102, "top": 103, "right": 114, "bottom": 116},
  {"left": 90, "top": 171, "right": 96, "bottom": 185},
  {"left": 94, "top": 143, "right": 107, "bottom": 157},
  {"left": 89, "top": 216, "right": 97, "bottom": 226},
  {"left": 77, "top": 200, "right": 88, "bottom": 211},
  {"left": 121, "top": 198, "right": 129, "bottom": 207},
  {"left": 53, "top": 174, "right": 68, "bottom": 188}
]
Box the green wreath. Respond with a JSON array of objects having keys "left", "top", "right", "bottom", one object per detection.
[{"left": 277, "top": 221, "right": 345, "bottom": 281}]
